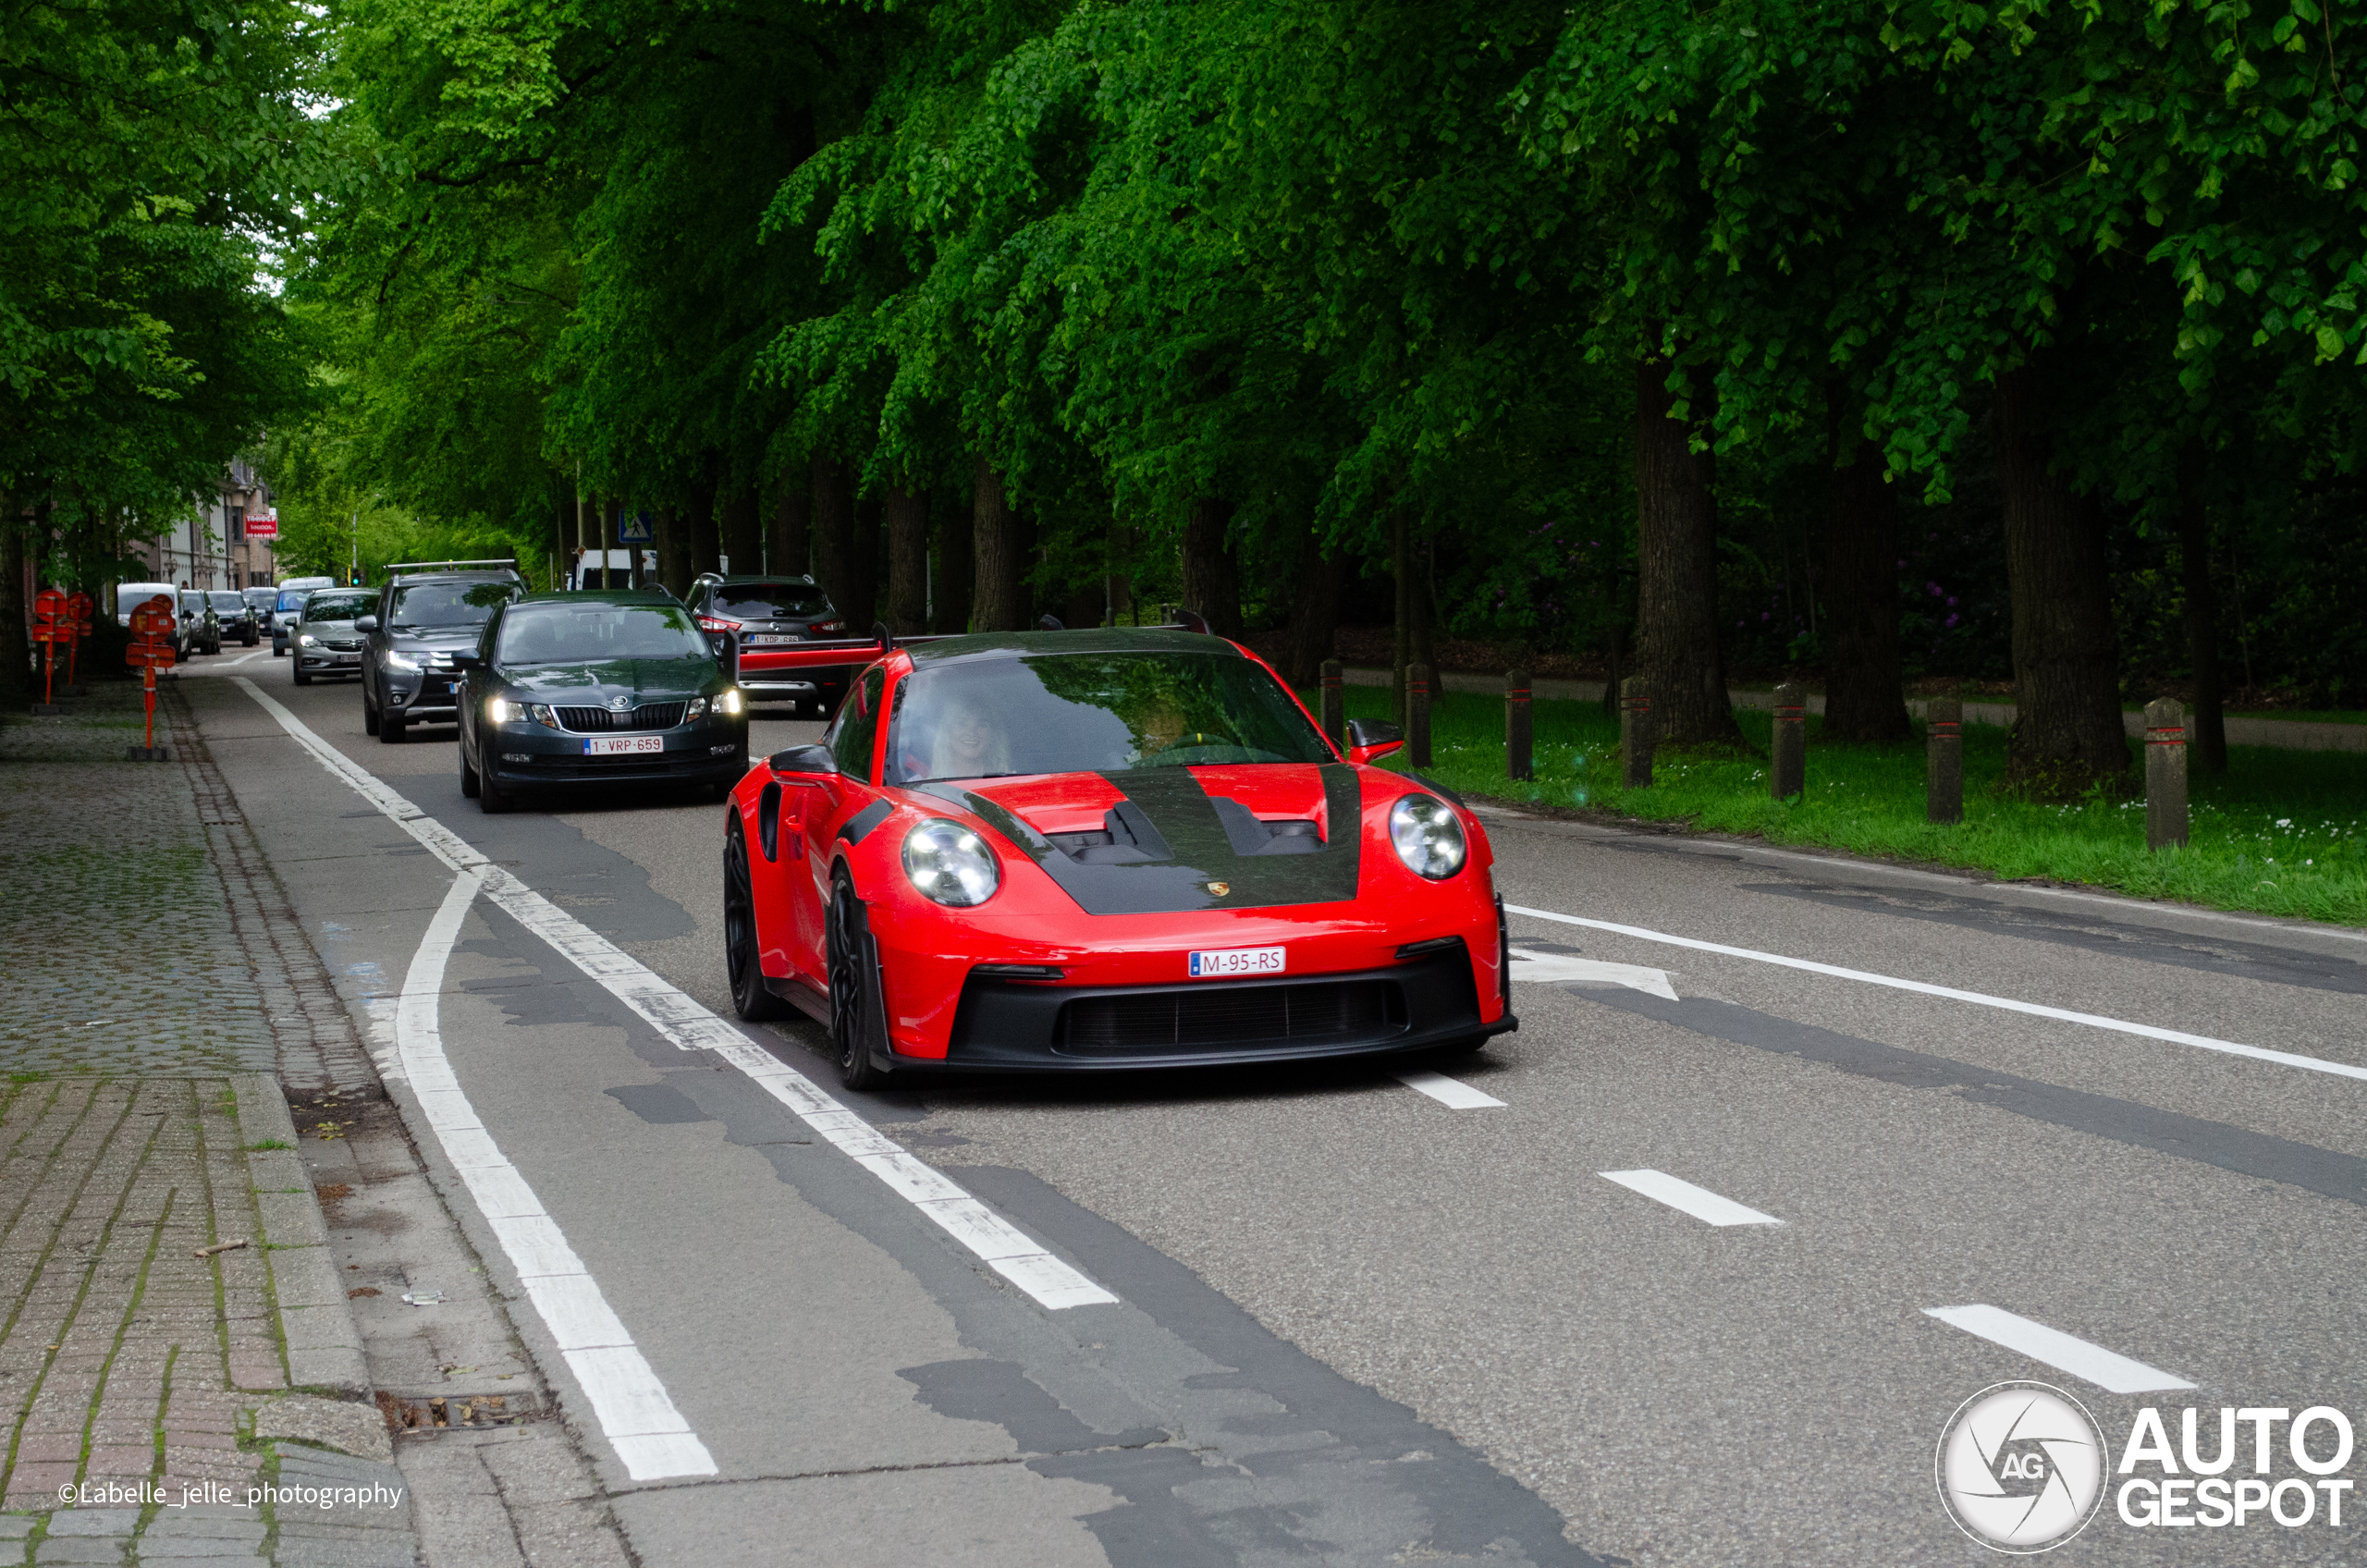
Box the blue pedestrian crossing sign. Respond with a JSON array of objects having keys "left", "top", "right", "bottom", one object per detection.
[{"left": 616, "top": 509, "right": 654, "bottom": 544}]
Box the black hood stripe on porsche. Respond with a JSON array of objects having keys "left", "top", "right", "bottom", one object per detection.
[
  {"left": 914, "top": 766, "right": 1362, "bottom": 916},
  {"left": 838, "top": 799, "right": 893, "bottom": 846}
]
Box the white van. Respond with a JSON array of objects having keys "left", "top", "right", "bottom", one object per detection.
[
  {"left": 116, "top": 582, "right": 178, "bottom": 626},
  {"left": 568, "top": 549, "right": 656, "bottom": 591}
]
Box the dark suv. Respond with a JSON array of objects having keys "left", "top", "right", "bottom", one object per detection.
[
  {"left": 682, "top": 573, "right": 848, "bottom": 714},
  {"left": 357, "top": 560, "right": 526, "bottom": 742}
]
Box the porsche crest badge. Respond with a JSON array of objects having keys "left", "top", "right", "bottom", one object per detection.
[{"left": 1205, "top": 881, "right": 1230, "bottom": 898}]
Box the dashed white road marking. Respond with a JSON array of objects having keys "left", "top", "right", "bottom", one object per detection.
[
  {"left": 1395, "top": 1071, "right": 1504, "bottom": 1109},
  {"left": 1508, "top": 947, "right": 1677, "bottom": 1000},
  {"left": 234, "top": 676, "right": 1118, "bottom": 1313},
  {"left": 1508, "top": 902, "right": 2367, "bottom": 1084},
  {"left": 401, "top": 868, "right": 715, "bottom": 1480},
  {"left": 1923, "top": 1305, "right": 2196, "bottom": 1393},
  {"left": 1599, "top": 1169, "right": 1781, "bottom": 1226}
]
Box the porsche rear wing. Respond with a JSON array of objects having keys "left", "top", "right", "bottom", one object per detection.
[{"left": 722, "top": 609, "right": 1222, "bottom": 682}]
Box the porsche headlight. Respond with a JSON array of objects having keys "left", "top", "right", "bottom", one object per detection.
[
  {"left": 902, "top": 818, "right": 1000, "bottom": 907},
  {"left": 717, "top": 686, "right": 744, "bottom": 716},
  {"left": 1389, "top": 793, "right": 1467, "bottom": 879}
]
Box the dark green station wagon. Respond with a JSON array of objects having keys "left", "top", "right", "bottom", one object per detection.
[{"left": 455, "top": 589, "right": 751, "bottom": 812}]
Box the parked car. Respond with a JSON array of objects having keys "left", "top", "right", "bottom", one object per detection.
[
  {"left": 116, "top": 582, "right": 178, "bottom": 628},
  {"left": 568, "top": 548, "right": 656, "bottom": 591},
  {"left": 455, "top": 589, "right": 749, "bottom": 813},
  {"left": 716, "top": 625, "right": 1512, "bottom": 1089},
  {"left": 289, "top": 588, "right": 376, "bottom": 686},
  {"left": 177, "top": 591, "right": 222, "bottom": 656},
  {"left": 271, "top": 576, "right": 337, "bottom": 656},
  {"left": 358, "top": 560, "right": 526, "bottom": 741},
  {"left": 210, "top": 591, "right": 260, "bottom": 647},
  {"left": 682, "top": 574, "right": 850, "bottom": 715}
]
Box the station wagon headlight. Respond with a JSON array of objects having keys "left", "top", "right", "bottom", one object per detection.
[
  {"left": 683, "top": 697, "right": 707, "bottom": 720},
  {"left": 902, "top": 818, "right": 1000, "bottom": 907},
  {"left": 717, "top": 687, "right": 744, "bottom": 716},
  {"left": 488, "top": 697, "right": 514, "bottom": 724},
  {"left": 1389, "top": 794, "right": 1467, "bottom": 879}
]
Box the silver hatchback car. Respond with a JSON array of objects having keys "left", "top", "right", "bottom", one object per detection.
[{"left": 288, "top": 587, "right": 378, "bottom": 686}]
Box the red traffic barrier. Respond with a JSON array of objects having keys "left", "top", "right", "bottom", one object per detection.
[
  {"left": 31, "top": 587, "right": 71, "bottom": 707},
  {"left": 126, "top": 595, "right": 178, "bottom": 753}
]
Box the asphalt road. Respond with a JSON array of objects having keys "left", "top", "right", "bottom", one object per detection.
[{"left": 171, "top": 645, "right": 2367, "bottom": 1565}]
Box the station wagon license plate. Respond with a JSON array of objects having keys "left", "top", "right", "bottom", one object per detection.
[
  {"left": 583, "top": 736, "right": 663, "bottom": 756},
  {"left": 1188, "top": 947, "right": 1285, "bottom": 979},
  {"left": 332, "top": 654, "right": 359, "bottom": 664},
  {"left": 745, "top": 633, "right": 794, "bottom": 644}
]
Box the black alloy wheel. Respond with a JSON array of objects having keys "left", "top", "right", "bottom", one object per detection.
[
  {"left": 725, "top": 825, "right": 789, "bottom": 1022},
  {"left": 459, "top": 739, "right": 480, "bottom": 798},
  {"left": 362, "top": 687, "right": 379, "bottom": 735},
  {"left": 826, "top": 872, "right": 885, "bottom": 1090},
  {"left": 380, "top": 712, "right": 407, "bottom": 743},
  {"left": 477, "top": 747, "right": 515, "bottom": 813}
]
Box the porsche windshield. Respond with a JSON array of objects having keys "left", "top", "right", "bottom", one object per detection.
[
  {"left": 887, "top": 652, "right": 1331, "bottom": 783},
  {"left": 497, "top": 604, "right": 710, "bottom": 666}
]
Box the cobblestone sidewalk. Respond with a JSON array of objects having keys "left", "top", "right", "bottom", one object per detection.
[{"left": 0, "top": 685, "right": 415, "bottom": 1565}]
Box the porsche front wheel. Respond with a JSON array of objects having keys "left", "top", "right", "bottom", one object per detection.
[
  {"left": 826, "top": 872, "right": 886, "bottom": 1091},
  {"left": 725, "top": 826, "right": 790, "bottom": 1022}
]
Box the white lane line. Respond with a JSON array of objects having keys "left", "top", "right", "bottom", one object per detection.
[
  {"left": 232, "top": 676, "right": 1118, "bottom": 1312},
  {"left": 1395, "top": 1071, "right": 1504, "bottom": 1109},
  {"left": 400, "top": 869, "right": 715, "bottom": 1480},
  {"left": 1599, "top": 1169, "right": 1781, "bottom": 1226},
  {"left": 1508, "top": 947, "right": 1677, "bottom": 1000},
  {"left": 1923, "top": 1305, "right": 2196, "bottom": 1393},
  {"left": 1507, "top": 902, "right": 2367, "bottom": 1084}
]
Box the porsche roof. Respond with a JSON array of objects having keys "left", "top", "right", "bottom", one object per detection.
[{"left": 906, "top": 628, "right": 1240, "bottom": 665}]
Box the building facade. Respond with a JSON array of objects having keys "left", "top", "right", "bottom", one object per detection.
[{"left": 133, "top": 460, "right": 280, "bottom": 590}]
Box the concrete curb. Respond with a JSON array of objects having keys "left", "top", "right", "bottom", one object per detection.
[{"left": 229, "top": 1072, "right": 372, "bottom": 1400}]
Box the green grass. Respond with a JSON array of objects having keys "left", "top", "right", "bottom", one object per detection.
[
  {"left": 2226, "top": 710, "right": 2367, "bottom": 726},
  {"left": 1320, "top": 685, "right": 2367, "bottom": 927}
]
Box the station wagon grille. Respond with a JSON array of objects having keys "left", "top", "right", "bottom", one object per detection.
[
  {"left": 553, "top": 702, "right": 686, "bottom": 733},
  {"left": 1057, "top": 979, "right": 1403, "bottom": 1054}
]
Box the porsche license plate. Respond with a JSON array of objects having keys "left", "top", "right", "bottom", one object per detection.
[
  {"left": 583, "top": 736, "right": 663, "bottom": 756},
  {"left": 1188, "top": 947, "right": 1285, "bottom": 978}
]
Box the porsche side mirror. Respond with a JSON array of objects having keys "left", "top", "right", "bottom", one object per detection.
[
  {"left": 767, "top": 743, "right": 839, "bottom": 776},
  {"left": 354, "top": 615, "right": 379, "bottom": 632},
  {"left": 1345, "top": 717, "right": 1404, "bottom": 766}
]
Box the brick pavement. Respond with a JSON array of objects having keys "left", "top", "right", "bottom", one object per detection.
[{"left": 0, "top": 684, "right": 414, "bottom": 1564}]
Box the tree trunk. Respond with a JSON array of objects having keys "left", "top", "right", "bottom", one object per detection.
[
  {"left": 685, "top": 470, "right": 720, "bottom": 581},
  {"left": 1635, "top": 352, "right": 1743, "bottom": 746},
  {"left": 1182, "top": 496, "right": 1240, "bottom": 636},
  {"left": 2177, "top": 440, "right": 2227, "bottom": 775},
  {"left": 720, "top": 486, "right": 760, "bottom": 578},
  {"left": 884, "top": 485, "right": 928, "bottom": 636},
  {"left": 937, "top": 488, "right": 974, "bottom": 632},
  {"left": 845, "top": 493, "right": 881, "bottom": 632},
  {"left": 811, "top": 456, "right": 854, "bottom": 616},
  {"left": 1283, "top": 536, "right": 1346, "bottom": 688},
  {"left": 1995, "top": 362, "right": 2129, "bottom": 795},
  {"left": 1820, "top": 386, "right": 1911, "bottom": 742},
  {"left": 1391, "top": 509, "right": 1410, "bottom": 716},
  {"left": 769, "top": 475, "right": 809, "bottom": 578},
  {"left": 1107, "top": 521, "right": 1136, "bottom": 626},
  {"left": 668, "top": 495, "right": 693, "bottom": 585},
  {"left": 1409, "top": 533, "right": 1436, "bottom": 692},
  {"left": 0, "top": 491, "right": 26, "bottom": 706},
  {"left": 973, "top": 456, "right": 1027, "bottom": 632}
]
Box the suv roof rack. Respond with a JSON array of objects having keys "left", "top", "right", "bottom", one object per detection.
[{"left": 385, "top": 558, "right": 523, "bottom": 575}]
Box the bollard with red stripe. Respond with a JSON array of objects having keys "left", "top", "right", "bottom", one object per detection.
[
  {"left": 125, "top": 594, "right": 178, "bottom": 757},
  {"left": 1770, "top": 680, "right": 1807, "bottom": 802},
  {"left": 2144, "top": 696, "right": 2189, "bottom": 851},
  {"left": 1926, "top": 698, "right": 1964, "bottom": 824},
  {"left": 1505, "top": 668, "right": 1532, "bottom": 782},
  {"left": 1620, "top": 677, "right": 1654, "bottom": 788}
]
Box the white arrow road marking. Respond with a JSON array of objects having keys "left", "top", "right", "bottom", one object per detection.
[
  {"left": 1599, "top": 1170, "right": 1781, "bottom": 1226},
  {"left": 1508, "top": 902, "right": 2367, "bottom": 1084},
  {"left": 1509, "top": 947, "right": 1678, "bottom": 1001},
  {"left": 1924, "top": 1305, "right": 2195, "bottom": 1393},
  {"left": 234, "top": 676, "right": 1119, "bottom": 1317},
  {"left": 401, "top": 869, "right": 715, "bottom": 1480},
  {"left": 1395, "top": 1071, "right": 1504, "bottom": 1109}
]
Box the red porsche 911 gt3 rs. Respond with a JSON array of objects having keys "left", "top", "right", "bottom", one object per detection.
[{"left": 720, "top": 625, "right": 1515, "bottom": 1088}]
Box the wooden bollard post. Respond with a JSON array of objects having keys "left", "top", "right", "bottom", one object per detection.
[
  {"left": 1319, "top": 658, "right": 1343, "bottom": 749},
  {"left": 1771, "top": 680, "right": 1806, "bottom": 802},
  {"left": 1407, "top": 663, "right": 1432, "bottom": 767},
  {"left": 1619, "top": 677, "right": 1654, "bottom": 788},
  {"left": 1505, "top": 668, "right": 1532, "bottom": 782},
  {"left": 2145, "top": 696, "right": 2189, "bottom": 851},
  {"left": 1926, "top": 698, "right": 1963, "bottom": 824}
]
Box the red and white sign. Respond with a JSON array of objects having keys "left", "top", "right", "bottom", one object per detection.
[{"left": 245, "top": 508, "right": 278, "bottom": 539}]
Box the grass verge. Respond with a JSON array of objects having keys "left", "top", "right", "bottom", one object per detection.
[{"left": 1321, "top": 685, "right": 2367, "bottom": 927}]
